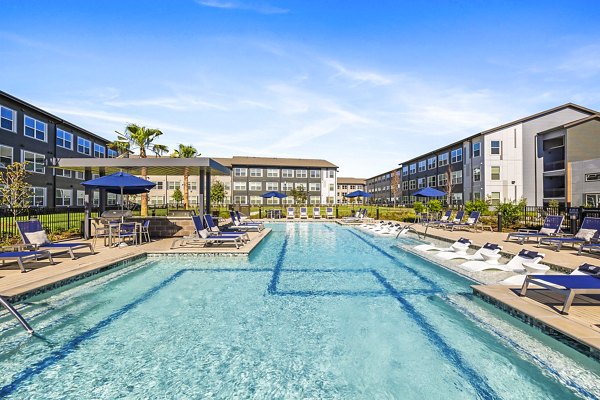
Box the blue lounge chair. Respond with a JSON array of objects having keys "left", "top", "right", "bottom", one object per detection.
[
  {"left": 520, "top": 266, "right": 600, "bottom": 314},
  {"left": 539, "top": 217, "right": 600, "bottom": 251},
  {"left": 0, "top": 250, "right": 54, "bottom": 273},
  {"left": 438, "top": 210, "right": 465, "bottom": 229},
  {"left": 229, "top": 211, "right": 264, "bottom": 232},
  {"left": 505, "top": 215, "right": 564, "bottom": 245},
  {"left": 17, "top": 220, "right": 94, "bottom": 259},
  {"left": 427, "top": 210, "right": 452, "bottom": 227},
  {"left": 449, "top": 211, "right": 481, "bottom": 231},
  {"left": 579, "top": 241, "right": 600, "bottom": 256},
  {"left": 171, "top": 215, "right": 245, "bottom": 249},
  {"left": 203, "top": 215, "right": 250, "bottom": 243}
]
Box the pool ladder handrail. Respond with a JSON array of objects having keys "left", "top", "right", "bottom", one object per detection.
[
  {"left": 395, "top": 223, "right": 426, "bottom": 240},
  {"left": 0, "top": 296, "right": 34, "bottom": 334}
]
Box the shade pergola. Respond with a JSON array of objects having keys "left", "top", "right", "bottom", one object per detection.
[{"left": 52, "top": 157, "right": 230, "bottom": 237}]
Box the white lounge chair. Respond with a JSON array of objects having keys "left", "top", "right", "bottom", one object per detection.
[
  {"left": 313, "top": 207, "right": 321, "bottom": 219},
  {"left": 436, "top": 242, "right": 502, "bottom": 261},
  {"left": 286, "top": 207, "right": 295, "bottom": 219},
  {"left": 460, "top": 249, "right": 545, "bottom": 272},
  {"left": 414, "top": 238, "right": 472, "bottom": 254},
  {"left": 300, "top": 207, "right": 308, "bottom": 219},
  {"left": 326, "top": 207, "right": 334, "bottom": 219}
]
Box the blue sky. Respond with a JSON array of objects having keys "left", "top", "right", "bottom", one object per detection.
[{"left": 1, "top": 0, "right": 599, "bottom": 177}]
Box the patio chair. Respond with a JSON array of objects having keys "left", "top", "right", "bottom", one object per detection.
[
  {"left": 438, "top": 210, "right": 465, "bottom": 229},
  {"left": 578, "top": 240, "right": 600, "bottom": 256},
  {"left": 300, "top": 207, "right": 308, "bottom": 219},
  {"left": 459, "top": 249, "right": 545, "bottom": 272},
  {"left": 505, "top": 215, "right": 564, "bottom": 245},
  {"left": 116, "top": 222, "right": 137, "bottom": 246},
  {"left": 287, "top": 207, "right": 295, "bottom": 219},
  {"left": 313, "top": 207, "right": 321, "bottom": 219},
  {"left": 171, "top": 216, "right": 245, "bottom": 249},
  {"left": 229, "top": 211, "right": 264, "bottom": 232},
  {"left": 326, "top": 207, "right": 334, "bottom": 219},
  {"left": 0, "top": 249, "right": 54, "bottom": 273},
  {"left": 414, "top": 237, "right": 472, "bottom": 254},
  {"left": 538, "top": 217, "right": 600, "bottom": 251},
  {"left": 203, "top": 215, "right": 250, "bottom": 243},
  {"left": 449, "top": 211, "right": 481, "bottom": 231},
  {"left": 17, "top": 220, "right": 94, "bottom": 259},
  {"left": 427, "top": 210, "right": 452, "bottom": 227},
  {"left": 520, "top": 265, "right": 600, "bottom": 314},
  {"left": 140, "top": 220, "right": 151, "bottom": 243},
  {"left": 436, "top": 242, "right": 502, "bottom": 261}
]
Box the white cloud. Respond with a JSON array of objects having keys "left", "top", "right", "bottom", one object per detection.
[
  {"left": 325, "top": 60, "right": 393, "bottom": 86},
  {"left": 196, "top": 0, "right": 289, "bottom": 14}
]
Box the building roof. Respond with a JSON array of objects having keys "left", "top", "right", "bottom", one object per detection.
[
  {"left": 337, "top": 177, "right": 366, "bottom": 185},
  {"left": 536, "top": 114, "right": 600, "bottom": 135},
  {"left": 213, "top": 156, "right": 338, "bottom": 168},
  {"left": 0, "top": 90, "right": 113, "bottom": 144}
]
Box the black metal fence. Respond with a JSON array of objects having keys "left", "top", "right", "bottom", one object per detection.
[{"left": 516, "top": 206, "right": 600, "bottom": 232}]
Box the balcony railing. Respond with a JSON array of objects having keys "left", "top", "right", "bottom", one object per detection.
[{"left": 543, "top": 159, "right": 565, "bottom": 172}]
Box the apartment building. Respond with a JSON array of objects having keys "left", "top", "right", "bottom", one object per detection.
[
  {"left": 211, "top": 156, "right": 338, "bottom": 205},
  {"left": 0, "top": 91, "right": 115, "bottom": 208},
  {"left": 365, "top": 169, "right": 394, "bottom": 204},
  {"left": 336, "top": 177, "right": 366, "bottom": 204},
  {"left": 368, "top": 103, "right": 598, "bottom": 207}
]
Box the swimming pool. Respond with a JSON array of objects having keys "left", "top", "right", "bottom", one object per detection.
[{"left": 1, "top": 223, "right": 600, "bottom": 399}]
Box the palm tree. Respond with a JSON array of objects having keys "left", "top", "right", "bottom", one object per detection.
[
  {"left": 171, "top": 144, "right": 199, "bottom": 210},
  {"left": 112, "top": 123, "right": 167, "bottom": 216}
]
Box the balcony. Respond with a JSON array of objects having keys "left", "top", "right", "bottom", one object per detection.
[{"left": 543, "top": 188, "right": 565, "bottom": 198}]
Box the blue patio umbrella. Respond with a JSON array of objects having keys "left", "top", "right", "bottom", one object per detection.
[
  {"left": 82, "top": 171, "right": 156, "bottom": 209},
  {"left": 411, "top": 187, "right": 446, "bottom": 198},
  {"left": 345, "top": 190, "right": 373, "bottom": 198},
  {"left": 261, "top": 191, "right": 287, "bottom": 199}
]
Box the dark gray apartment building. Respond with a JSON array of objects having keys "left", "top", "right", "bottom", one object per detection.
[
  {"left": 366, "top": 169, "right": 394, "bottom": 204},
  {"left": 0, "top": 91, "right": 116, "bottom": 208}
]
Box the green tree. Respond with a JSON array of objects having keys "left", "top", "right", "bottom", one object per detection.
[
  {"left": 171, "top": 144, "right": 199, "bottom": 210},
  {"left": 290, "top": 185, "right": 307, "bottom": 205},
  {"left": 171, "top": 187, "right": 183, "bottom": 208},
  {"left": 390, "top": 170, "right": 401, "bottom": 207},
  {"left": 210, "top": 180, "right": 226, "bottom": 206},
  {"left": 0, "top": 162, "right": 33, "bottom": 219},
  {"left": 112, "top": 124, "right": 168, "bottom": 216}
]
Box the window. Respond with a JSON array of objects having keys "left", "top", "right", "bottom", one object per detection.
[
  {"left": 417, "top": 178, "right": 425, "bottom": 189},
  {"left": 152, "top": 181, "right": 164, "bottom": 190},
  {"left": 402, "top": 166, "right": 408, "bottom": 176},
  {"left": 296, "top": 169, "right": 307, "bottom": 178},
  {"left": 294, "top": 183, "right": 305, "bottom": 190},
  {"left": 491, "top": 166, "right": 500, "bottom": 180},
  {"left": 491, "top": 140, "right": 501, "bottom": 155},
  {"left": 427, "top": 157, "right": 436, "bottom": 170},
  {"left": 452, "top": 193, "right": 463, "bottom": 204},
  {"left": 222, "top": 182, "right": 231, "bottom": 191},
  {"left": 473, "top": 192, "right": 481, "bottom": 201},
  {"left": 451, "top": 148, "right": 462, "bottom": 163},
  {"left": 310, "top": 170, "right": 321, "bottom": 178},
  {"left": 55, "top": 189, "right": 72, "bottom": 207},
  {"left": 473, "top": 167, "right": 481, "bottom": 182},
  {"left": 249, "top": 196, "right": 263, "bottom": 205},
  {"left": 93, "top": 143, "right": 105, "bottom": 158},
  {"left": 0, "top": 145, "right": 13, "bottom": 167},
  {"left": 585, "top": 173, "right": 600, "bottom": 182},
  {"left": 233, "top": 181, "right": 246, "bottom": 191},
  {"left": 234, "top": 168, "right": 247, "bottom": 177},
  {"left": 76, "top": 190, "right": 85, "bottom": 206},
  {"left": 451, "top": 170, "right": 463, "bottom": 184},
  {"left": 267, "top": 169, "right": 279, "bottom": 177},
  {"left": 438, "top": 153, "right": 449, "bottom": 166},
  {"left": 187, "top": 181, "right": 198, "bottom": 191},
  {"left": 282, "top": 169, "right": 294, "bottom": 178},
  {"left": 248, "top": 182, "right": 262, "bottom": 191},
  {"left": 472, "top": 142, "right": 481, "bottom": 157},
  {"left": 438, "top": 173, "right": 448, "bottom": 187},
  {"left": 108, "top": 149, "right": 118, "bottom": 158},
  {"left": 416, "top": 160, "right": 426, "bottom": 172},
  {"left": 263, "top": 182, "right": 278, "bottom": 191},
  {"left": 266, "top": 197, "right": 280, "bottom": 205},
  {"left": 327, "top": 170, "right": 335, "bottom": 178},
  {"left": 93, "top": 192, "right": 99, "bottom": 206},
  {"left": 329, "top": 184, "right": 334, "bottom": 191},
  {"left": 56, "top": 129, "right": 73, "bottom": 150},
  {"left": 55, "top": 168, "right": 71, "bottom": 178},
  {"left": 30, "top": 187, "right": 46, "bottom": 206},
  {"left": 409, "top": 180, "right": 416, "bottom": 190},
  {"left": 585, "top": 194, "right": 600, "bottom": 207},
  {"left": 151, "top": 196, "right": 165, "bottom": 206},
  {"left": 23, "top": 150, "right": 45, "bottom": 174},
  {"left": 233, "top": 195, "right": 247, "bottom": 204},
  {"left": 1, "top": 106, "right": 16, "bottom": 132},
  {"left": 281, "top": 182, "right": 293, "bottom": 191},
  {"left": 402, "top": 181, "right": 408, "bottom": 190},
  {"left": 309, "top": 183, "right": 320, "bottom": 191},
  {"left": 249, "top": 168, "right": 262, "bottom": 177},
  {"left": 282, "top": 197, "right": 294, "bottom": 205},
  {"left": 427, "top": 176, "right": 436, "bottom": 187},
  {"left": 107, "top": 193, "right": 118, "bottom": 206},
  {"left": 167, "top": 181, "right": 181, "bottom": 190},
  {"left": 77, "top": 137, "right": 91, "bottom": 155},
  {"left": 24, "top": 116, "right": 47, "bottom": 142},
  {"left": 409, "top": 164, "right": 416, "bottom": 174},
  {"left": 75, "top": 171, "right": 85, "bottom": 180},
  {"left": 310, "top": 196, "right": 320, "bottom": 205},
  {"left": 490, "top": 192, "right": 501, "bottom": 206},
  {"left": 92, "top": 173, "right": 99, "bottom": 179}
]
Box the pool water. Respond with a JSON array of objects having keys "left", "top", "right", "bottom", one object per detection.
[{"left": 1, "top": 223, "right": 600, "bottom": 399}]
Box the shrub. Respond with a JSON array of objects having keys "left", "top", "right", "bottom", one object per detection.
[
  {"left": 465, "top": 199, "right": 490, "bottom": 215},
  {"left": 427, "top": 200, "right": 442, "bottom": 214},
  {"left": 496, "top": 198, "right": 527, "bottom": 226},
  {"left": 413, "top": 201, "right": 425, "bottom": 214}
]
